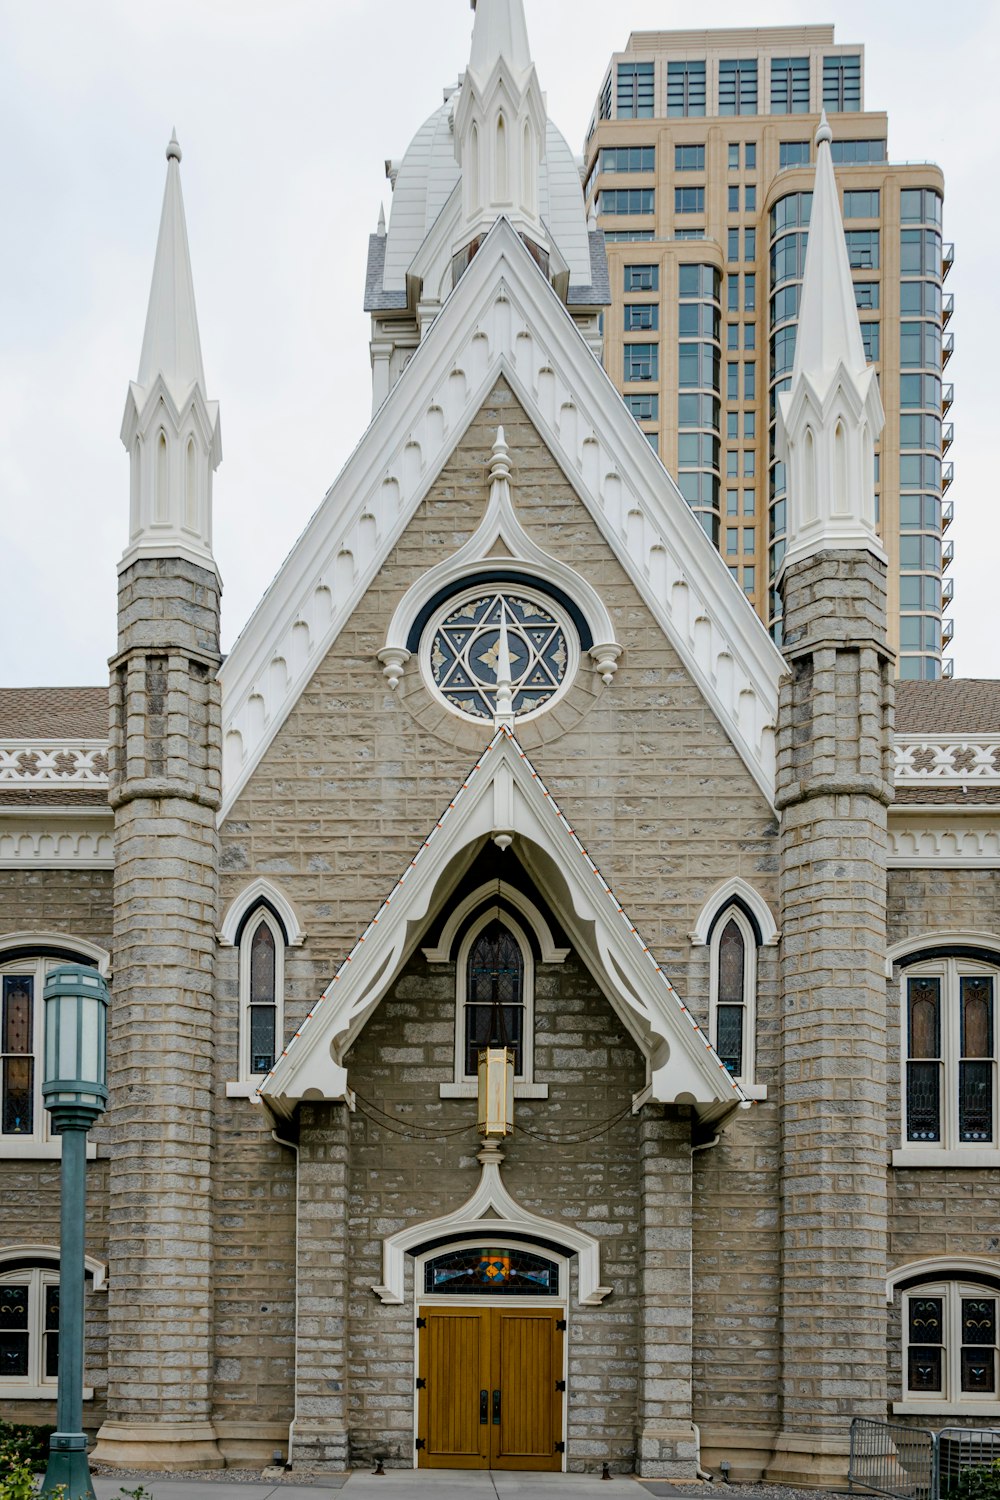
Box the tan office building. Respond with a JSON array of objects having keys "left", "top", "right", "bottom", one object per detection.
[{"left": 584, "top": 25, "right": 953, "bottom": 678}]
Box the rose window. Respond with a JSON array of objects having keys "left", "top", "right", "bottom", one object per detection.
[{"left": 422, "top": 586, "right": 577, "bottom": 723}]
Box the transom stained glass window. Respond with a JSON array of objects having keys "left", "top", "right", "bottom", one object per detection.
[
  {"left": 425, "top": 1246, "right": 559, "bottom": 1295},
  {"left": 903, "top": 960, "right": 997, "bottom": 1149},
  {"left": 427, "top": 588, "right": 573, "bottom": 722}
]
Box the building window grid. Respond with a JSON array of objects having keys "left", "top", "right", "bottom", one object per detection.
[
  {"left": 617, "top": 61, "right": 655, "bottom": 119},
  {"left": 823, "top": 54, "right": 862, "bottom": 112},
  {"left": 667, "top": 60, "right": 706, "bottom": 117},
  {"left": 719, "top": 58, "right": 759, "bottom": 116},
  {"left": 903, "top": 1281, "right": 999, "bottom": 1404},
  {"left": 677, "top": 263, "right": 723, "bottom": 546},
  {"left": 601, "top": 145, "right": 655, "bottom": 173},
  {"left": 771, "top": 56, "right": 811, "bottom": 114}
]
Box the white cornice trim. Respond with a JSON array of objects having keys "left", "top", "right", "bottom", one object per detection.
[
  {"left": 0, "top": 816, "right": 115, "bottom": 870},
  {"left": 689, "top": 877, "right": 780, "bottom": 948},
  {"left": 888, "top": 812, "right": 1000, "bottom": 869},
  {"left": 374, "top": 1149, "right": 611, "bottom": 1307},
  {"left": 218, "top": 877, "right": 306, "bottom": 948},
  {"left": 258, "top": 728, "right": 746, "bottom": 1123},
  {"left": 218, "top": 219, "right": 783, "bottom": 821}
]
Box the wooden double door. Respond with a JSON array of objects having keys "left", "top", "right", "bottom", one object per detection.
[{"left": 416, "top": 1304, "right": 564, "bottom": 1470}]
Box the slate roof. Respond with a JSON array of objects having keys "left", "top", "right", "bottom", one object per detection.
[
  {"left": 0, "top": 687, "right": 108, "bottom": 739},
  {"left": 364, "top": 234, "right": 408, "bottom": 313},
  {"left": 895, "top": 679, "right": 1000, "bottom": 735},
  {"left": 566, "top": 228, "right": 611, "bottom": 307}
]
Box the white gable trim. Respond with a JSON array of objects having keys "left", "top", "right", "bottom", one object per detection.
[
  {"left": 422, "top": 878, "right": 569, "bottom": 965},
  {"left": 374, "top": 1149, "right": 611, "bottom": 1307},
  {"left": 219, "top": 219, "right": 783, "bottom": 821},
  {"left": 258, "top": 728, "right": 746, "bottom": 1125},
  {"left": 218, "top": 877, "right": 306, "bottom": 948},
  {"left": 690, "top": 877, "right": 780, "bottom": 948}
]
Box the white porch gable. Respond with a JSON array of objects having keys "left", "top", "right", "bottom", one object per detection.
[
  {"left": 219, "top": 217, "right": 785, "bottom": 820},
  {"left": 259, "top": 727, "right": 747, "bottom": 1127}
]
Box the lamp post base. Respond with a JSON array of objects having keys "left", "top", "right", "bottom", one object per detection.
[{"left": 41, "top": 1431, "right": 95, "bottom": 1500}]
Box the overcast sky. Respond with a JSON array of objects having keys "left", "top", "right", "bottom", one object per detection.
[{"left": 1, "top": 0, "right": 997, "bottom": 688}]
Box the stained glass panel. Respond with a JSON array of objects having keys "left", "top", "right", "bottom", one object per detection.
[
  {"left": 716, "top": 1004, "right": 744, "bottom": 1077},
  {"left": 908, "top": 977, "right": 941, "bottom": 1058},
  {"left": 962, "top": 1297, "right": 997, "bottom": 1346},
  {"left": 0, "top": 1284, "right": 28, "bottom": 1379},
  {"left": 907, "top": 1061, "right": 941, "bottom": 1141},
  {"left": 959, "top": 1061, "right": 993, "bottom": 1143},
  {"left": 2, "top": 976, "right": 34, "bottom": 1136},
  {"left": 250, "top": 1008, "right": 276, "bottom": 1076},
  {"left": 429, "top": 590, "right": 571, "bottom": 721},
  {"left": 907, "top": 1296, "right": 943, "bottom": 1393},
  {"left": 44, "top": 1284, "right": 59, "bottom": 1379},
  {"left": 424, "top": 1246, "right": 558, "bottom": 1296},
  {"left": 250, "top": 923, "right": 276, "bottom": 1004},
  {"left": 718, "top": 921, "right": 745, "bottom": 1003},
  {"left": 961, "top": 976, "right": 994, "bottom": 1058},
  {"left": 465, "top": 923, "right": 524, "bottom": 1076}
]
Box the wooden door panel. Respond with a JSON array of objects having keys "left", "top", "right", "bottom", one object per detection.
[
  {"left": 490, "top": 1308, "right": 563, "bottom": 1472},
  {"left": 417, "top": 1307, "right": 490, "bottom": 1469}
]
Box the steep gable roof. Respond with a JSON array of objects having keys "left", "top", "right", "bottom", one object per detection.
[
  {"left": 259, "top": 727, "right": 747, "bottom": 1128},
  {"left": 219, "top": 218, "right": 784, "bottom": 819}
]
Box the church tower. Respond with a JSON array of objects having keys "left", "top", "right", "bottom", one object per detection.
[
  {"left": 93, "top": 136, "right": 224, "bottom": 1470},
  {"left": 768, "top": 114, "right": 893, "bottom": 1486},
  {"left": 452, "top": 0, "right": 548, "bottom": 261}
]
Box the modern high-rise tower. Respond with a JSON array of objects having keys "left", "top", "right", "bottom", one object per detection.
[{"left": 584, "top": 25, "right": 953, "bottom": 680}]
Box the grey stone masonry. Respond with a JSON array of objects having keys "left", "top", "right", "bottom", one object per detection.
[
  {"left": 94, "top": 556, "right": 224, "bottom": 1470},
  {"left": 291, "top": 1102, "right": 350, "bottom": 1470},
  {"left": 768, "top": 549, "right": 894, "bottom": 1487},
  {"left": 635, "top": 1106, "right": 697, "bottom": 1479}
]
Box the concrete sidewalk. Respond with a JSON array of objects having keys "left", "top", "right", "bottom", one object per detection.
[{"left": 92, "top": 1469, "right": 662, "bottom": 1498}]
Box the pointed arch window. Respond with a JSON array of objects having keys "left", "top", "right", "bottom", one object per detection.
[
  {"left": 451, "top": 912, "right": 536, "bottom": 1087},
  {"left": 708, "top": 905, "right": 758, "bottom": 1084},
  {"left": 154, "top": 429, "right": 169, "bottom": 523},
  {"left": 239, "top": 908, "right": 285, "bottom": 1082}
]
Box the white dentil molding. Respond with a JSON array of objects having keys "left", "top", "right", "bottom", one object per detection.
[
  {"left": 218, "top": 221, "right": 785, "bottom": 821},
  {"left": 888, "top": 816, "right": 1000, "bottom": 869},
  {"left": 0, "top": 815, "right": 115, "bottom": 870}
]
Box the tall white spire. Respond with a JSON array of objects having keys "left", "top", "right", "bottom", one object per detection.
[
  {"left": 468, "top": 0, "right": 532, "bottom": 83},
  {"left": 777, "top": 112, "right": 885, "bottom": 576},
  {"left": 120, "top": 135, "right": 221, "bottom": 579},
  {"left": 453, "top": 0, "right": 547, "bottom": 253},
  {"left": 137, "top": 132, "right": 207, "bottom": 399}
]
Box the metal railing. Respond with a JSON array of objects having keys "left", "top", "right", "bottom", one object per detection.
[
  {"left": 942, "top": 383, "right": 954, "bottom": 414},
  {"left": 849, "top": 1418, "right": 1000, "bottom": 1500}
]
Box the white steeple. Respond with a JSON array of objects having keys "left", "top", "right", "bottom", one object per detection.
[
  {"left": 120, "top": 133, "right": 222, "bottom": 579},
  {"left": 453, "top": 0, "right": 547, "bottom": 254},
  {"left": 777, "top": 112, "right": 885, "bottom": 576}
]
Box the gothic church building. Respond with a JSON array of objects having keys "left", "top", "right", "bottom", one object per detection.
[{"left": 1, "top": 0, "right": 998, "bottom": 1482}]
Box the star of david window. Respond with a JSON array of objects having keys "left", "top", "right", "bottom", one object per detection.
[{"left": 421, "top": 585, "right": 577, "bottom": 723}]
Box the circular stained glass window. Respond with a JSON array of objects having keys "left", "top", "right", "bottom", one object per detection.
[{"left": 422, "top": 586, "right": 577, "bottom": 723}]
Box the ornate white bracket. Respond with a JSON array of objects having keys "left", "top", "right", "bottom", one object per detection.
[
  {"left": 378, "top": 425, "right": 621, "bottom": 693},
  {"left": 373, "top": 1141, "right": 612, "bottom": 1307}
]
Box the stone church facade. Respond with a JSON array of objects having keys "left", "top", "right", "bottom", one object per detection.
[{"left": 1, "top": 1, "right": 998, "bottom": 1483}]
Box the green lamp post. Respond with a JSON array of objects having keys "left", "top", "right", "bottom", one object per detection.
[{"left": 40, "top": 964, "right": 109, "bottom": 1500}]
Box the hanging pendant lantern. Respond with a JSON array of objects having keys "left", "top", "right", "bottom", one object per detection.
[{"left": 477, "top": 1046, "right": 515, "bottom": 1137}]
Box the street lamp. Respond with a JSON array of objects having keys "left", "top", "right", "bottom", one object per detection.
[{"left": 40, "top": 964, "right": 109, "bottom": 1500}]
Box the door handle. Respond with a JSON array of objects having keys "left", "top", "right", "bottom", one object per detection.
[
  {"left": 480, "top": 1389, "right": 488, "bottom": 1425},
  {"left": 492, "top": 1388, "right": 501, "bottom": 1425}
]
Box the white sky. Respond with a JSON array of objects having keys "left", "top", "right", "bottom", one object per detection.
[{"left": 1, "top": 0, "right": 997, "bottom": 687}]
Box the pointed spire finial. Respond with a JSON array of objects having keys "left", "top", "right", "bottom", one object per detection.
[
  {"left": 468, "top": 0, "right": 533, "bottom": 81},
  {"left": 489, "top": 425, "right": 511, "bottom": 481},
  {"left": 136, "top": 133, "right": 206, "bottom": 396},
  {"left": 815, "top": 108, "right": 833, "bottom": 148},
  {"left": 493, "top": 604, "right": 516, "bottom": 730},
  {"left": 377, "top": 202, "right": 386, "bottom": 236}
]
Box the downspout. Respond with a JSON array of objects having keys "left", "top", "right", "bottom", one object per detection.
[
  {"left": 690, "top": 1135, "right": 720, "bottom": 1479},
  {"left": 272, "top": 1128, "right": 299, "bottom": 1467}
]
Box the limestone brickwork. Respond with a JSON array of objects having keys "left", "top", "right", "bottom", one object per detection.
[
  {"left": 93, "top": 555, "right": 224, "bottom": 1470},
  {"left": 768, "top": 549, "right": 894, "bottom": 1486}
]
